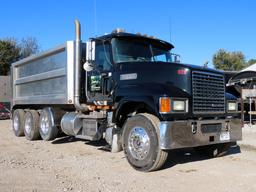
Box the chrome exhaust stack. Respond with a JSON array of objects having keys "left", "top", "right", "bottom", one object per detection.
[{"left": 74, "top": 19, "right": 89, "bottom": 112}]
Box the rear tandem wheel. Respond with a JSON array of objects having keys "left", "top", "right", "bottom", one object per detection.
[
  {"left": 39, "top": 107, "right": 59, "bottom": 141},
  {"left": 24, "top": 110, "right": 40, "bottom": 140},
  {"left": 12, "top": 109, "right": 25, "bottom": 137}
]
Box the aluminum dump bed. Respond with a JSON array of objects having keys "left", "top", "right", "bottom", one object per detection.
[{"left": 12, "top": 41, "right": 83, "bottom": 106}]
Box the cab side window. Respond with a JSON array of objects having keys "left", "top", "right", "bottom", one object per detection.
[{"left": 95, "top": 42, "right": 112, "bottom": 71}]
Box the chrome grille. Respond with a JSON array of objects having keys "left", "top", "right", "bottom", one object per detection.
[{"left": 192, "top": 71, "right": 225, "bottom": 114}]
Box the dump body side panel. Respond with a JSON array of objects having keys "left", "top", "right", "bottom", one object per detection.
[{"left": 12, "top": 41, "right": 77, "bottom": 106}]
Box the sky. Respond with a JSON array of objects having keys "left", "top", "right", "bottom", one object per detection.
[{"left": 0, "top": 0, "right": 255, "bottom": 68}]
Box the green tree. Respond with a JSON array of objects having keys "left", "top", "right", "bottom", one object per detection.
[
  {"left": 213, "top": 49, "right": 245, "bottom": 71},
  {"left": 0, "top": 39, "right": 20, "bottom": 75}
]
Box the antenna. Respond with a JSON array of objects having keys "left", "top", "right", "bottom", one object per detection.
[
  {"left": 93, "top": 0, "right": 98, "bottom": 36},
  {"left": 169, "top": 16, "right": 172, "bottom": 43},
  {"left": 203, "top": 61, "right": 209, "bottom": 68}
]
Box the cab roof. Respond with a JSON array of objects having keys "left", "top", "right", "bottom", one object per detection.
[{"left": 92, "top": 32, "right": 174, "bottom": 50}]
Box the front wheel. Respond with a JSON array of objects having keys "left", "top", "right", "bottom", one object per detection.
[{"left": 122, "top": 113, "right": 168, "bottom": 172}]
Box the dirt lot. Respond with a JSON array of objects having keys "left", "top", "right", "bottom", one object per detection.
[{"left": 1, "top": 120, "right": 256, "bottom": 192}]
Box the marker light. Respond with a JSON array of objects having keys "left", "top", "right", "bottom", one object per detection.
[
  {"left": 177, "top": 69, "right": 187, "bottom": 75},
  {"left": 159, "top": 97, "right": 171, "bottom": 113}
]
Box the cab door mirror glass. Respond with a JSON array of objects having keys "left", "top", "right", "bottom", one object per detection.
[
  {"left": 84, "top": 40, "right": 96, "bottom": 71},
  {"left": 86, "top": 40, "right": 96, "bottom": 62}
]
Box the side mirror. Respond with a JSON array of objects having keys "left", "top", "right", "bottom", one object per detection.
[
  {"left": 83, "top": 62, "right": 94, "bottom": 71},
  {"left": 84, "top": 40, "right": 95, "bottom": 71}
]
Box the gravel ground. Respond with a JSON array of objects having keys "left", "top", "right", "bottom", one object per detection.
[{"left": 1, "top": 119, "right": 256, "bottom": 192}]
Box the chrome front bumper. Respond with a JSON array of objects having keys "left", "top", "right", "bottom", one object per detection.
[{"left": 159, "top": 118, "right": 242, "bottom": 150}]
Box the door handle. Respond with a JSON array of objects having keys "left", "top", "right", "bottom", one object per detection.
[{"left": 101, "top": 73, "right": 108, "bottom": 78}]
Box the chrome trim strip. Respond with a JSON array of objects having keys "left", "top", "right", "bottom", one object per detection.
[
  {"left": 15, "top": 68, "right": 66, "bottom": 85},
  {"left": 12, "top": 45, "right": 66, "bottom": 67}
]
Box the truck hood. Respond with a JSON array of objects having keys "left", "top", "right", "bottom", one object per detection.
[
  {"left": 116, "top": 61, "right": 223, "bottom": 97},
  {"left": 171, "top": 62, "right": 223, "bottom": 74},
  {"left": 118, "top": 61, "right": 223, "bottom": 75}
]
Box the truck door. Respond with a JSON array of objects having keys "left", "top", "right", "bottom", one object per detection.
[{"left": 86, "top": 41, "right": 113, "bottom": 103}]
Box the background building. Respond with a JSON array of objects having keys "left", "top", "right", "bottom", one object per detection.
[
  {"left": 0, "top": 76, "right": 11, "bottom": 114},
  {"left": 227, "top": 63, "right": 256, "bottom": 124}
]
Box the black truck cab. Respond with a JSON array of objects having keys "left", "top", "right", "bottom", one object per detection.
[
  {"left": 83, "top": 31, "right": 241, "bottom": 171},
  {"left": 85, "top": 31, "right": 240, "bottom": 119}
]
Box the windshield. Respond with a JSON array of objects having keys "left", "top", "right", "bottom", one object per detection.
[{"left": 111, "top": 38, "right": 172, "bottom": 63}]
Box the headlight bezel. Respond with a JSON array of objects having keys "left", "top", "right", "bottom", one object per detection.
[{"left": 159, "top": 97, "right": 188, "bottom": 114}]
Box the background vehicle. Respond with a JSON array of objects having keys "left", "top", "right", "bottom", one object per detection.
[
  {"left": 0, "top": 103, "right": 10, "bottom": 120},
  {"left": 11, "top": 20, "right": 242, "bottom": 171}
]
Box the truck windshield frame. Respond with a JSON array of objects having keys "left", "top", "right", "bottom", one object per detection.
[{"left": 111, "top": 37, "right": 172, "bottom": 64}]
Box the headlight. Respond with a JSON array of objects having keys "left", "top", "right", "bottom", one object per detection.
[
  {"left": 227, "top": 101, "right": 237, "bottom": 112},
  {"left": 173, "top": 100, "right": 185, "bottom": 111}
]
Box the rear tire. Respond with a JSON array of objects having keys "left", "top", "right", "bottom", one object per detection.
[
  {"left": 194, "top": 142, "right": 233, "bottom": 157},
  {"left": 12, "top": 109, "right": 25, "bottom": 137},
  {"left": 122, "top": 113, "right": 168, "bottom": 172},
  {"left": 39, "top": 107, "right": 59, "bottom": 141},
  {"left": 24, "top": 110, "right": 40, "bottom": 140}
]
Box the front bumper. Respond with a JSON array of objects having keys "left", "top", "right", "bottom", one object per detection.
[{"left": 160, "top": 118, "right": 242, "bottom": 150}]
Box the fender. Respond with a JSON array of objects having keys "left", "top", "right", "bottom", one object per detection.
[
  {"left": 112, "top": 83, "right": 191, "bottom": 123},
  {"left": 225, "top": 92, "right": 237, "bottom": 100},
  {"left": 113, "top": 95, "right": 158, "bottom": 124}
]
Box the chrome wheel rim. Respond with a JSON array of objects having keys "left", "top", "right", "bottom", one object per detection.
[
  {"left": 40, "top": 113, "right": 50, "bottom": 134},
  {"left": 13, "top": 114, "right": 19, "bottom": 131},
  {"left": 25, "top": 113, "right": 32, "bottom": 134},
  {"left": 128, "top": 127, "right": 150, "bottom": 160}
]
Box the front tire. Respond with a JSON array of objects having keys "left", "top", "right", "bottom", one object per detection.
[
  {"left": 12, "top": 109, "right": 25, "bottom": 137},
  {"left": 122, "top": 113, "right": 168, "bottom": 172}
]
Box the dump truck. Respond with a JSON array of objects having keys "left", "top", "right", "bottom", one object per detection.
[{"left": 11, "top": 20, "right": 242, "bottom": 171}]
